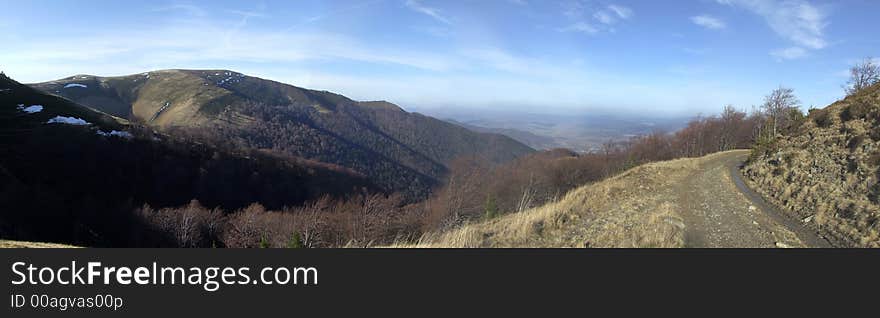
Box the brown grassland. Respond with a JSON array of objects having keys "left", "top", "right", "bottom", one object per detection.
[{"left": 394, "top": 152, "right": 746, "bottom": 248}]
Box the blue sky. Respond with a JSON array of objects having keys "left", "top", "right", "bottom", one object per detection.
[{"left": 0, "top": 0, "right": 877, "bottom": 116}]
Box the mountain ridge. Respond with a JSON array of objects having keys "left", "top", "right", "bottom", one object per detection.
[
  {"left": 1, "top": 73, "right": 380, "bottom": 246},
  {"left": 31, "top": 69, "right": 536, "bottom": 198}
]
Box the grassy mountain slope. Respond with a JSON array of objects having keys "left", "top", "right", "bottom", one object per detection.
[
  {"left": 1, "top": 73, "right": 377, "bottom": 246},
  {"left": 32, "top": 70, "right": 535, "bottom": 198},
  {"left": 744, "top": 83, "right": 880, "bottom": 247},
  {"left": 395, "top": 152, "right": 736, "bottom": 248}
]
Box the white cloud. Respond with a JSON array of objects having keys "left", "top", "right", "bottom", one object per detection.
[
  {"left": 404, "top": 0, "right": 451, "bottom": 25},
  {"left": 691, "top": 15, "right": 726, "bottom": 30},
  {"left": 594, "top": 11, "right": 615, "bottom": 25},
  {"left": 0, "top": 12, "right": 567, "bottom": 83},
  {"left": 560, "top": 2, "right": 633, "bottom": 34},
  {"left": 0, "top": 26, "right": 464, "bottom": 83},
  {"left": 607, "top": 5, "right": 633, "bottom": 19},
  {"left": 150, "top": 4, "right": 207, "bottom": 17},
  {"left": 561, "top": 1, "right": 587, "bottom": 19},
  {"left": 593, "top": 5, "right": 633, "bottom": 25},
  {"left": 717, "top": 0, "right": 828, "bottom": 49},
  {"left": 559, "top": 22, "right": 599, "bottom": 34},
  {"left": 770, "top": 47, "right": 808, "bottom": 60}
]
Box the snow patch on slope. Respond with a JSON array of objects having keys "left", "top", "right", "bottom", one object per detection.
[
  {"left": 46, "top": 116, "right": 90, "bottom": 125},
  {"left": 18, "top": 105, "right": 43, "bottom": 113},
  {"left": 96, "top": 130, "right": 133, "bottom": 138}
]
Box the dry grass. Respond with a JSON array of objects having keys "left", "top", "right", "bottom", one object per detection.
[
  {"left": 0, "top": 240, "right": 80, "bottom": 248},
  {"left": 393, "top": 152, "right": 738, "bottom": 248},
  {"left": 744, "top": 84, "right": 880, "bottom": 247}
]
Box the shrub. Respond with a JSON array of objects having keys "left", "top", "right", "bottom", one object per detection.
[
  {"left": 484, "top": 194, "right": 499, "bottom": 220},
  {"left": 812, "top": 108, "right": 833, "bottom": 128},
  {"left": 846, "top": 158, "right": 859, "bottom": 174},
  {"left": 288, "top": 232, "right": 304, "bottom": 248},
  {"left": 871, "top": 127, "right": 880, "bottom": 142},
  {"left": 848, "top": 135, "right": 865, "bottom": 152},
  {"left": 840, "top": 98, "right": 877, "bottom": 121},
  {"left": 838, "top": 203, "right": 857, "bottom": 219},
  {"left": 748, "top": 138, "right": 778, "bottom": 163},
  {"left": 785, "top": 108, "right": 807, "bottom": 134},
  {"left": 773, "top": 167, "right": 784, "bottom": 176},
  {"left": 868, "top": 152, "right": 880, "bottom": 167},
  {"left": 840, "top": 99, "right": 874, "bottom": 122},
  {"left": 869, "top": 182, "right": 880, "bottom": 204}
]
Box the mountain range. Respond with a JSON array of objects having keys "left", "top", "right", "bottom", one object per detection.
[
  {"left": 31, "top": 69, "right": 535, "bottom": 198},
  {"left": 1, "top": 73, "right": 381, "bottom": 245}
]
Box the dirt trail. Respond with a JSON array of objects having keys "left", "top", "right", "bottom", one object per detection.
[
  {"left": 398, "top": 150, "right": 832, "bottom": 248},
  {"left": 676, "top": 150, "right": 831, "bottom": 248}
]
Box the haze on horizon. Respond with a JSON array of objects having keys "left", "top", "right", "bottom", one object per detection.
[{"left": 1, "top": 0, "right": 876, "bottom": 116}]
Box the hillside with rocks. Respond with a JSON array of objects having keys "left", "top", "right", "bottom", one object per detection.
[{"left": 744, "top": 83, "right": 880, "bottom": 247}]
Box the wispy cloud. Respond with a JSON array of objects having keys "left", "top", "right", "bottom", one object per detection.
[
  {"left": 0, "top": 21, "right": 460, "bottom": 77},
  {"left": 691, "top": 15, "right": 726, "bottom": 30},
  {"left": 150, "top": 4, "right": 208, "bottom": 17},
  {"left": 561, "top": 1, "right": 587, "bottom": 19},
  {"left": 770, "top": 46, "right": 808, "bottom": 60},
  {"left": 593, "top": 11, "right": 615, "bottom": 25},
  {"left": 285, "top": 0, "right": 383, "bottom": 31},
  {"left": 592, "top": 4, "right": 633, "bottom": 25},
  {"left": 560, "top": 2, "right": 633, "bottom": 34},
  {"left": 404, "top": 0, "right": 452, "bottom": 25},
  {"left": 226, "top": 9, "right": 266, "bottom": 19},
  {"left": 0, "top": 10, "right": 570, "bottom": 81},
  {"left": 607, "top": 5, "right": 633, "bottom": 20},
  {"left": 717, "top": 0, "right": 828, "bottom": 51},
  {"left": 559, "top": 22, "right": 599, "bottom": 34}
]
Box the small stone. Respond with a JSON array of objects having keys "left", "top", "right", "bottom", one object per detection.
[
  {"left": 803, "top": 215, "right": 814, "bottom": 223},
  {"left": 748, "top": 205, "right": 757, "bottom": 212},
  {"left": 775, "top": 242, "right": 793, "bottom": 248}
]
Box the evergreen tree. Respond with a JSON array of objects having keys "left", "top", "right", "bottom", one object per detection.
[
  {"left": 484, "top": 194, "right": 499, "bottom": 219},
  {"left": 288, "top": 231, "right": 304, "bottom": 248}
]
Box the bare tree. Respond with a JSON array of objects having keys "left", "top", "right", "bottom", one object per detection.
[
  {"left": 297, "top": 197, "right": 330, "bottom": 248},
  {"left": 845, "top": 57, "right": 880, "bottom": 95},
  {"left": 516, "top": 173, "right": 537, "bottom": 213},
  {"left": 761, "top": 87, "right": 800, "bottom": 136},
  {"left": 718, "top": 105, "right": 744, "bottom": 151}
]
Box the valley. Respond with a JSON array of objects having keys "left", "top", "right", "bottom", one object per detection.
[
  {"left": 3, "top": 68, "right": 879, "bottom": 248},
  {"left": 430, "top": 109, "right": 689, "bottom": 152},
  {"left": 31, "top": 70, "right": 535, "bottom": 199}
]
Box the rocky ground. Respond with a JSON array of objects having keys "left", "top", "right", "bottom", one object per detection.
[{"left": 744, "top": 84, "right": 880, "bottom": 247}]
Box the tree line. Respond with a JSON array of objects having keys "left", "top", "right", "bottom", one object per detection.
[
  {"left": 137, "top": 101, "right": 782, "bottom": 247},
  {"left": 8, "top": 57, "right": 877, "bottom": 247}
]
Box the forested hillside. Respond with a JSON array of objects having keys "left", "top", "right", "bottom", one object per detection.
[
  {"left": 32, "top": 70, "right": 535, "bottom": 198},
  {"left": 0, "top": 73, "right": 377, "bottom": 246}
]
